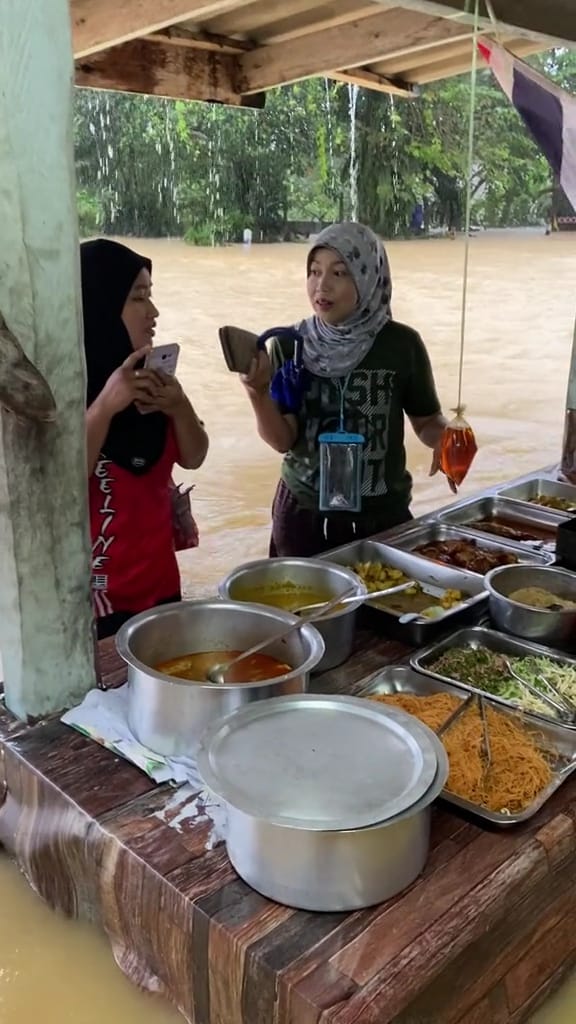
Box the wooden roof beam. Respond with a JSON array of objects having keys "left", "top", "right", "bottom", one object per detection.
[
  {"left": 405, "top": 38, "right": 544, "bottom": 83},
  {"left": 258, "top": 3, "right": 386, "bottom": 46},
  {"left": 382, "top": 0, "right": 576, "bottom": 46},
  {"left": 201, "top": 0, "right": 360, "bottom": 38},
  {"left": 330, "top": 68, "right": 418, "bottom": 97},
  {"left": 371, "top": 36, "right": 478, "bottom": 75},
  {"left": 370, "top": 31, "right": 536, "bottom": 75},
  {"left": 75, "top": 38, "right": 265, "bottom": 106},
  {"left": 145, "top": 26, "right": 253, "bottom": 55},
  {"left": 71, "top": 0, "right": 258, "bottom": 58},
  {"left": 238, "top": 7, "right": 474, "bottom": 93}
]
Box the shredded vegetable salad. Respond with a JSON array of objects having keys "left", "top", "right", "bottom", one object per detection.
[{"left": 430, "top": 647, "right": 576, "bottom": 719}]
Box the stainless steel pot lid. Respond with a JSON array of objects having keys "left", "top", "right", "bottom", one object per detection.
[{"left": 197, "top": 693, "right": 441, "bottom": 831}]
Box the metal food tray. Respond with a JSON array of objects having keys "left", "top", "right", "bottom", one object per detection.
[
  {"left": 411, "top": 625, "right": 576, "bottom": 730},
  {"left": 382, "top": 522, "right": 555, "bottom": 573},
  {"left": 435, "top": 495, "right": 562, "bottom": 552},
  {"left": 496, "top": 477, "right": 576, "bottom": 515},
  {"left": 320, "top": 539, "right": 487, "bottom": 646},
  {"left": 361, "top": 664, "right": 576, "bottom": 827}
]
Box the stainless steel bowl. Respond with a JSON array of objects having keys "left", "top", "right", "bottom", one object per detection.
[
  {"left": 485, "top": 564, "right": 576, "bottom": 649},
  {"left": 116, "top": 599, "right": 325, "bottom": 757},
  {"left": 218, "top": 557, "right": 366, "bottom": 672}
]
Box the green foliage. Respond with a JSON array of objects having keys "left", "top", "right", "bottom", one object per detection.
[
  {"left": 76, "top": 188, "right": 102, "bottom": 236},
  {"left": 73, "top": 48, "right": 576, "bottom": 241}
]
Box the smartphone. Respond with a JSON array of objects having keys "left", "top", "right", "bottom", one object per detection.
[
  {"left": 219, "top": 326, "right": 260, "bottom": 375},
  {"left": 144, "top": 342, "right": 180, "bottom": 377}
]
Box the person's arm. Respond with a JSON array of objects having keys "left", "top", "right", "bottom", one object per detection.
[
  {"left": 403, "top": 332, "right": 457, "bottom": 493},
  {"left": 86, "top": 347, "right": 158, "bottom": 476},
  {"left": 409, "top": 411, "right": 448, "bottom": 450},
  {"left": 135, "top": 372, "right": 208, "bottom": 470},
  {"left": 170, "top": 396, "right": 209, "bottom": 470},
  {"left": 241, "top": 350, "right": 298, "bottom": 453}
]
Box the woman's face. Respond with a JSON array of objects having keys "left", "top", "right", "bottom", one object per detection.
[
  {"left": 306, "top": 247, "right": 358, "bottom": 325},
  {"left": 121, "top": 268, "right": 159, "bottom": 350}
]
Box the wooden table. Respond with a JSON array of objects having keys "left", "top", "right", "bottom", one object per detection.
[{"left": 1, "top": 625, "right": 576, "bottom": 1023}]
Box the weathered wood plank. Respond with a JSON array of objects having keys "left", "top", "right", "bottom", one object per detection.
[
  {"left": 75, "top": 38, "right": 265, "bottom": 107},
  {"left": 71, "top": 0, "right": 257, "bottom": 58},
  {"left": 393, "top": 0, "right": 576, "bottom": 46},
  {"left": 238, "top": 8, "right": 474, "bottom": 93},
  {"left": 0, "top": 0, "right": 95, "bottom": 719}
]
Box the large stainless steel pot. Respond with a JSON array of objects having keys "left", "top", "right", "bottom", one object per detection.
[
  {"left": 218, "top": 558, "right": 366, "bottom": 672},
  {"left": 485, "top": 564, "right": 576, "bottom": 649},
  {"left": 198, "top": 694, "right": 449, "bottom": 912},
  {"left": 116, "top": 599, "right": 325, "bottom": 758}
]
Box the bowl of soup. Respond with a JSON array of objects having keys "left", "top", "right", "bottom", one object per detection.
[
  {"left": 218, "top": 558, "right": 367, "bottom": 671},
  {"left": 116, "top": 599, "right": 325, "bottom": 757},
  {"left": 485, "top": 565, "right": 576, "bottom": 650}
]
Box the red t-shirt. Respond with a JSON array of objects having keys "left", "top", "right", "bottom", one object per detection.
[{"left": 89, "top": 429, "right": 180, "bottom": 618}]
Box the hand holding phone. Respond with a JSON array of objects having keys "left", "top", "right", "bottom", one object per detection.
[
  {"left": 138, "top": 342, "right": 181, "bottom": 414},
  {"left": 144, "top": 342, "right": 180, "bottom": 377}
]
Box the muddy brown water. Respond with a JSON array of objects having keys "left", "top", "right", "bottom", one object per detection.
[{"left": 1, "top": 230, "right": 575, "bottom": 1022}]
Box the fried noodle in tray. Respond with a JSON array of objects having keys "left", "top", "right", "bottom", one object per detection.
[{"left": 368, "top": 691, "right": 562, "bottom": 820}]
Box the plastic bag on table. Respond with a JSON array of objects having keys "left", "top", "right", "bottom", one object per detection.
[{"left": 440, "top": 411, "right": 478, "bottom": 486}]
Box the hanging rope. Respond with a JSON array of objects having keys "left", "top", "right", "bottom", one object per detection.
[
  {"left": 438, "top": 0, "right": 481, "bottom": 486},
  {"left": 455, "top": 0, "right": 481, "bottom": 415}
]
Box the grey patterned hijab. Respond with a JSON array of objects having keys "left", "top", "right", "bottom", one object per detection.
[{"left": 298, "top": 222, "right": 392, "bottom": 378}]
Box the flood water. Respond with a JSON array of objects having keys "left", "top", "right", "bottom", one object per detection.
[
  {"left": 161, "top": 229, "right": 576, "bottom": 596},
  {"left": 1, "top": 230, "right": 576, "bottom": 1023}
]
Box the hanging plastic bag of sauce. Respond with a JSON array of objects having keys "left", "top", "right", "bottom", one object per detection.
[{"left": 440, "top": 411, "right": 478, "bottom": 486}]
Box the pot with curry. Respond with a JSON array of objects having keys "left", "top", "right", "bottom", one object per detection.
[
  {"left": 116, "top": 598, "right": 325, "bottom": 758},
  {"left": 218, "top": 557, "right": 366, "bottom": 672}
]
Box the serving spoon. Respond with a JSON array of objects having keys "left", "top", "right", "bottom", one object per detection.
[
  {"left": 206, "top": 585, "right": 359, "bottom": 685},
  {"left": 295, "top": 580, "right": 417, "bottom": 616}
]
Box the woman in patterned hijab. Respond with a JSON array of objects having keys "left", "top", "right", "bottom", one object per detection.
[
  {"left": 241, "top": 220, "right": 454, "bottom": 558},
  {"left": 298, "top": 221, "right": 392, "bottom": 377}
]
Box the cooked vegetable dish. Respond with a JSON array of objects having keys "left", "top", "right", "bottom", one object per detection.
[
  {"left": 349, "top": 560, "right": 464, "bottom": 617},
  {"left": 531, "top": 495, "right": 576, "bottom": 513},
  {"left": 429, "top": 646, "right": 576, "bottom": 719}
]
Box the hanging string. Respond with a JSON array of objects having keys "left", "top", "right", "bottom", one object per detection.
[
  {"left": 336, "top": 373, "right": 351, "bottom": 431},
  {"left": 484, "top": 0, "right": 504, "bottom": 43},
  {"left": 455, "top": 0, "right": 481, "bottom": 414},
  {"left": 439, "top": 0, "right": 481, "bottom": 486}
]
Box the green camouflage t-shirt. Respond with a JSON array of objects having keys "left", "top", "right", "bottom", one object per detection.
[{"left": 270, "top": 320, "right": 441, "bottom": 515}]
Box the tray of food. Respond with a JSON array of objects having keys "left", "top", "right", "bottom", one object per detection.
[
  {"left": 320, "top": 539, "right": 487, "bottom": 645},
  {"left": 435, "top": 495, "right": 561, "bottom": 554},
  {"left": 361, "top": 664, "right": 576, "bottom": 826},
  {"left": 496, "top": 477, "right": 576, "bottom": 515},
  {"left": 383, "top": 523, "right": 554, "bottom": 575},
  {"left": 411, "top": 626, "right": 576, "bottom": 728}
]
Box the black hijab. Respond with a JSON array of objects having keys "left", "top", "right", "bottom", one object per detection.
[{"left": 81, "top": 238, "right": 168, "bottom": 475}]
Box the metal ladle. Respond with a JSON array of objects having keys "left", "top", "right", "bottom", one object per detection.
[
  {"left": 295, "top": 580, "right": 417, "bottom": 616},
  {"left": 206, "top": 584, "right": 360, "bottom": 685}
]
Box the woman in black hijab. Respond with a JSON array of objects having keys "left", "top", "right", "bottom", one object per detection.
[{"left": 82, "top": 239, "right": 208, "bottom": 639}]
